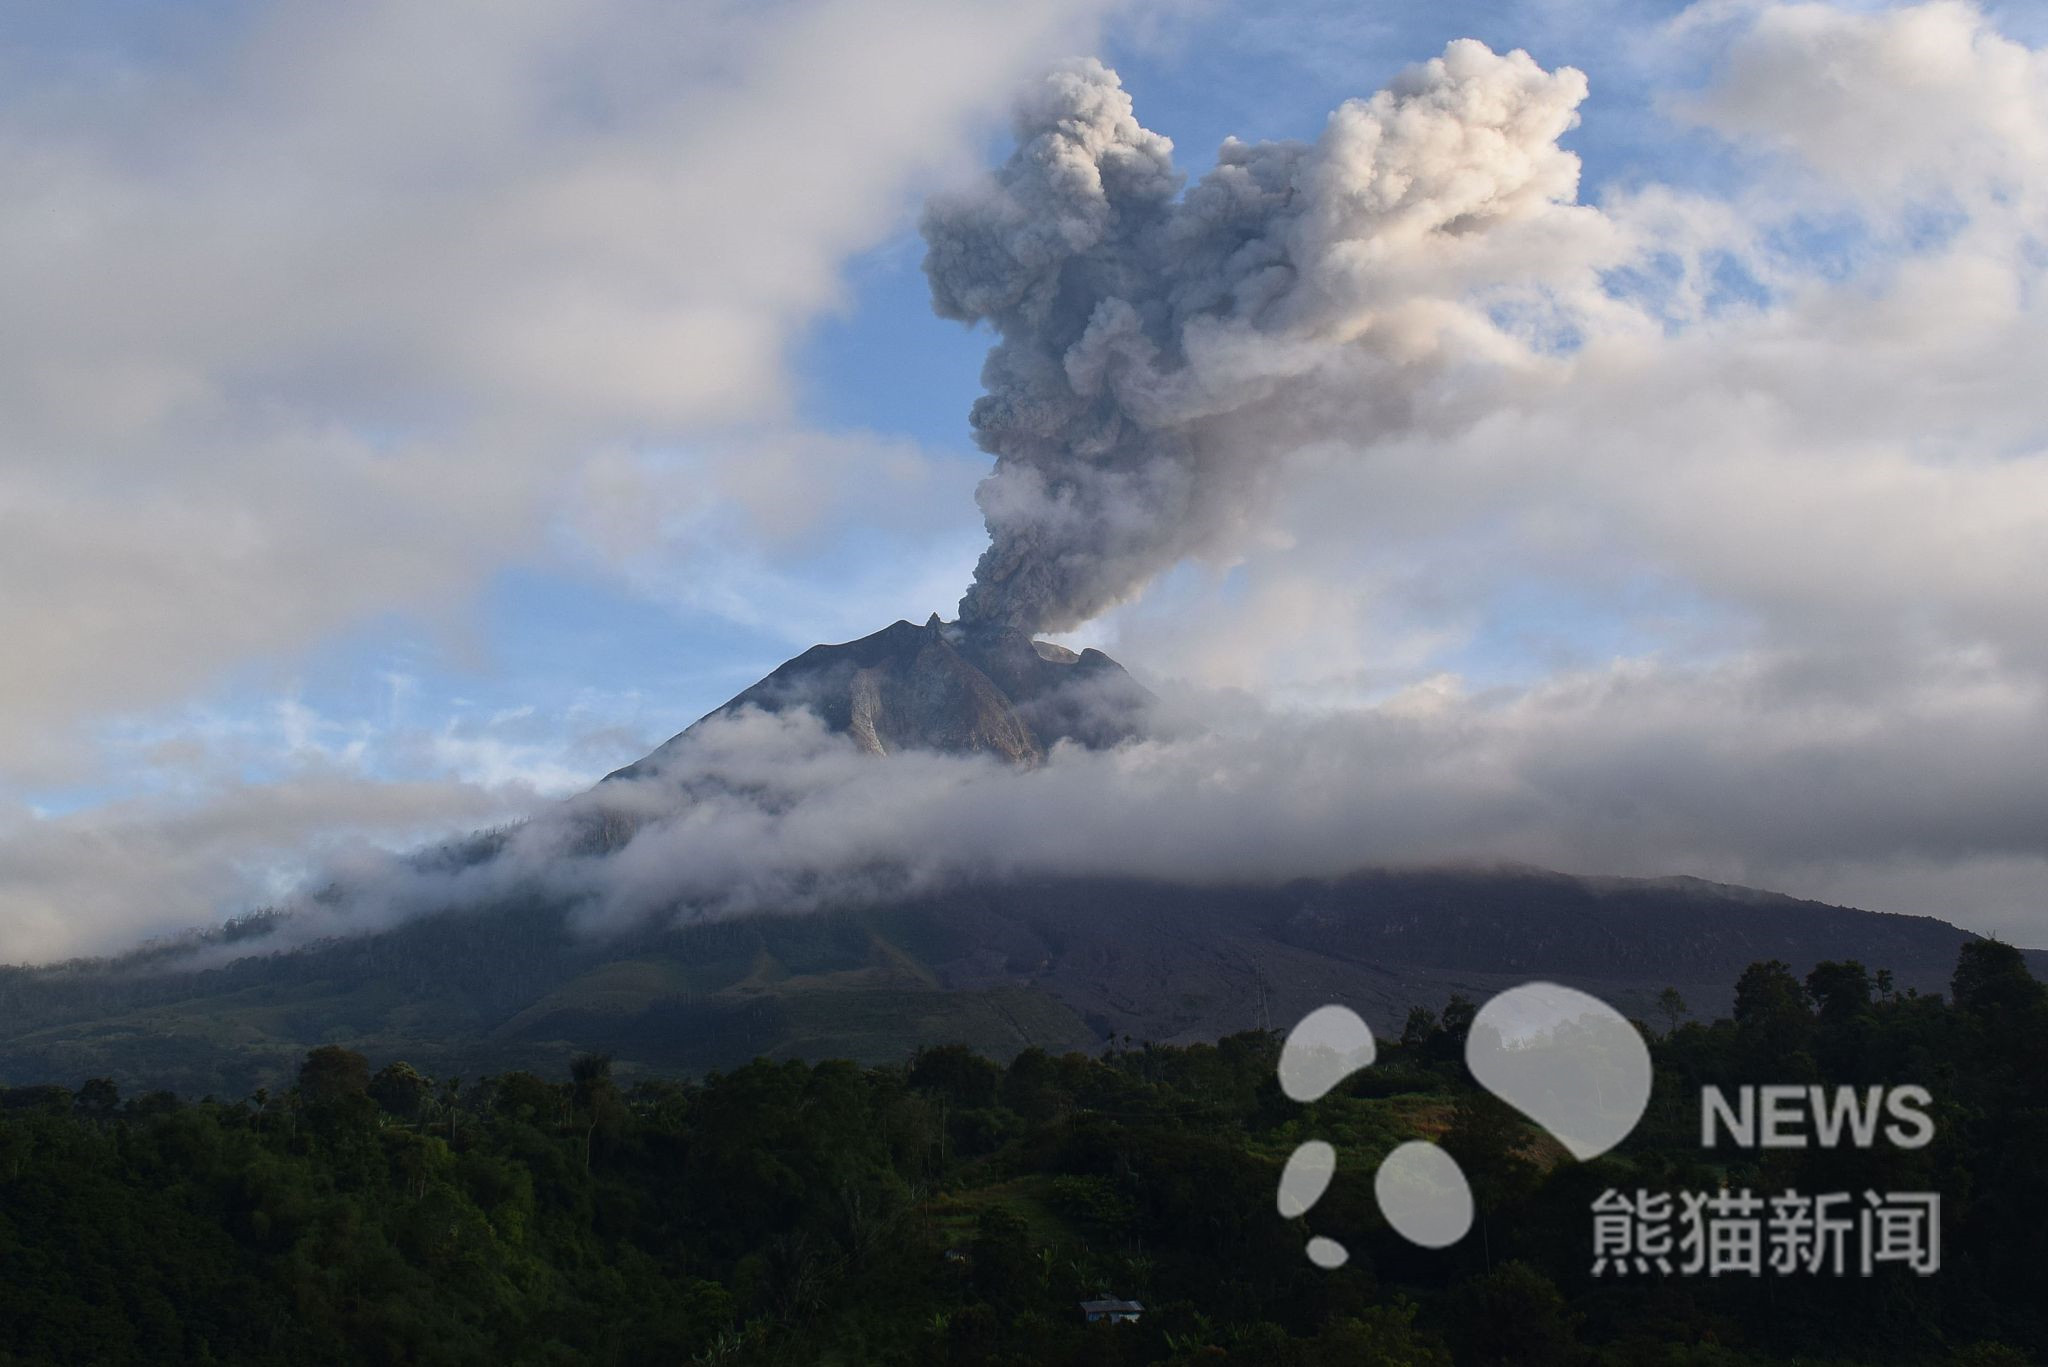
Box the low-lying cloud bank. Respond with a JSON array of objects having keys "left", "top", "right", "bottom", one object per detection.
[
  {"left": 285, "top": 645, "right": 2048, "bottom": 950},
  {"left": 0, "top": 771, "right": 542, "bottom": 964}
]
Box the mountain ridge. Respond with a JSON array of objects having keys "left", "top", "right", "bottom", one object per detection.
[{"left": 1, "top": 864, "right": 2030, "bottom": 1097}]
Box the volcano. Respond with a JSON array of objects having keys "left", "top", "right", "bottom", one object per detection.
[
  {"left": 4, "top": 620, "right": 2039, "bottom": 1097},
  {"left": 608, "top": 616, "right": 1153, "bottom": 777}
]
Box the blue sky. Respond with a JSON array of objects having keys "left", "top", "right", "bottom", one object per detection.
[
  {"left": 115, "top": 0, "right": 1736, "bottom": 798},
  {"left": 6, "top": 0, "right": 2048, "bottom": 957}
]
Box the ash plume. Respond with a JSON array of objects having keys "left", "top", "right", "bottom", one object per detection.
[{"left": 923, "top": 41, "right": 1591, "bottom": 634}]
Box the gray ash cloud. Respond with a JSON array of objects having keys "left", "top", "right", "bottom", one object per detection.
[{"left": 922, "top": 42, "right": 1590, "bottom": 633}]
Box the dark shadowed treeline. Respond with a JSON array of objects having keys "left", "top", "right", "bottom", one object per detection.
[{"left": 0, "top": 943, "right": 2042, "bottom": 1365}]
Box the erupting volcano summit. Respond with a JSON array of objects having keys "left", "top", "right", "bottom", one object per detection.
[{"left": 608, "top": 616, "right": 1153, "bottom": 775}]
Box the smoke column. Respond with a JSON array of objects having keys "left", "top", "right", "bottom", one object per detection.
[{"left": 922, "top": 40, "right": 1592, "bottom": 634}]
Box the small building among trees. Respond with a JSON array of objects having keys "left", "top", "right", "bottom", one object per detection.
[{"left": 1078, "top": 1297, "right": 1143, "bottom": 1325}]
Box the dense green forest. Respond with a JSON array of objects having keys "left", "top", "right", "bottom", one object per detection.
[{"left": 0, "top": 942, "right": 2042, "bottom": 1366}]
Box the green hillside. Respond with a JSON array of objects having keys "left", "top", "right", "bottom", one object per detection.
[{"left": 0, "top": 944, "right": 2042, "bottom": 1364}]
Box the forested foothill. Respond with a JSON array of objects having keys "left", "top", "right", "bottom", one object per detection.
[{"left": 0, "top": 942, "right": 2041, "bottom": 1365}]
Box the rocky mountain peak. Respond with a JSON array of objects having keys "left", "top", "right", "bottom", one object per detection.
[{"left": 608, "top": 617, "right": 1152, "bottom": 779}]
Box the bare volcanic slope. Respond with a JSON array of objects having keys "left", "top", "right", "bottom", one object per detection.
[{"left": 608, "top": 616, "right": 1152, "bottom": 775}]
